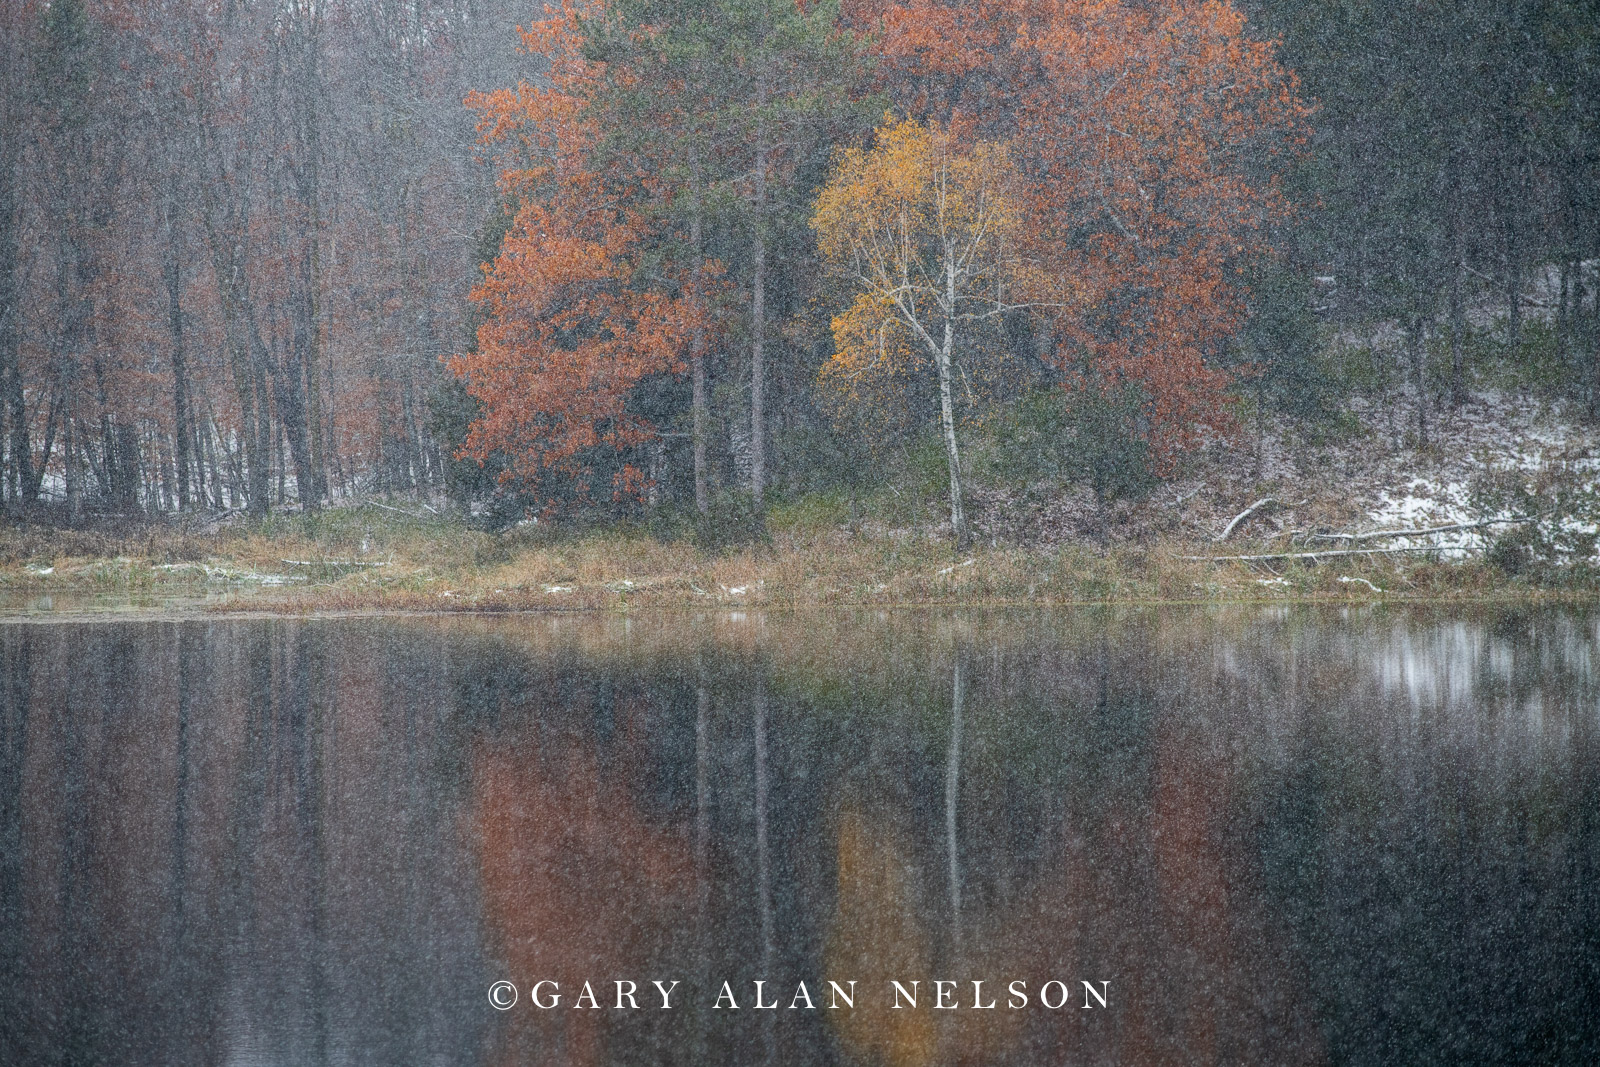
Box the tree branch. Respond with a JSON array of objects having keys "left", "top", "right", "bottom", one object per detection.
[{"left": 1215, "top": 497, "right": 1305, "bottom": 542}]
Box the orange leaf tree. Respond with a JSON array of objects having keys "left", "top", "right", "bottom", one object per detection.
[
  {"left": 447, "top": 4, "right": 702, "bottom": 506},
  {"left": 813, "top": 116, "right": 1025, "bottom": 549},
  {"left": 852, "top": 0, "right": 1310, "bottom": 466}
]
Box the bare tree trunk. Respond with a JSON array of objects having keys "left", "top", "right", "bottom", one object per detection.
[
  {"left": 689, "top": 145, "right": 708, "bottom": 515},
  {"left": 0, "top": 149, "right": 21, "bottom": 516},
  {"left": 1503, "top": 203, "right": 1522, "bottom": 348},
  {"left": 1590, "top": 264, "right": 1599, "bottom": 410},
  {"left": 936, "top": 349, "right": 967, "bottom": 550},
  {"left": 272, "top": 360, "right": 315, "bottom": 510},
  {"left": 749, "top": 68, "right": 768, "bottom": 509},
  {"left": 192, "top": 57, "right": 268, "bottom": 518},
  {"left": 1407, "top": 316, "right": 1428, "bottom": 448},
  {"left": 204, "top": 416, "right": 225, "bottom": 509},
  {"left": 155, "top": 430, "right": 174, "bottom": 512},
  {"left": 400, "top": 382, "right": 424, "bottom": 494},
  {"left": 646, "top": 439, "right": 662, "bottom": 507},
  {"left": 226, "top": 300, "right": 261, "bottom": 513},
  {"left": 260, "top": 42, "right": 319, "bottom": 515},
  {"left": 1449, "top": 260, "right": 1467, "bottom": 409},
  {"left": 2, "top": 358, "right": 25, "bottom": 514},
  {"left": 324, "top": 341, "right": 342, "bottom": 498},
  {"left": 0, "top": 0, "right": 23, "bottom": 517},
  {"left": 164, "top": 175, "right": 192, "bottom": 509},
  {"left": 1587, "top": 263, "right": 1600, "bottom": 418},
  {"left": 1448, "top": 189, "right": 1468, "bottom": 408},
  {"left": 937, "top": 262, "right": 969, "bottom": 550},
  {"left": 189, "top": 419, "right": 205, "bottom": 509},
  {"left": 209, "top": 230, "right": 267, "bottom": 517},
  {"left": 250, "top": 330, "right": 273, "bottom": 514},
  {"left": 1558, "top": 259, "right": 1572, "bottom": 364},
  {"left": 28, "top": 392, "right": 59, "bottom": 504},
  {"left": 297, "top": 12, "right": 328, "bottom": 506},
  {"left": 276, "top": 419, "right": 287, "bottom": 506},
  {"left": 64, "top": 412, "right": 80, "bottom": 523},
  {"left": 114, "top": 419, "right": 140, "bottom": 512}
]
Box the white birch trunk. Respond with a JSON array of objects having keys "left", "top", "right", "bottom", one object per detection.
[{"left": 937, "top": 254, "right": 968, "bottom": 549}]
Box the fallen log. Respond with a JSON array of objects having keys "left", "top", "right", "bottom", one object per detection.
[
  {"left": 1184, "top": 546, "right": 1451, "bottom": 562},
  {"left": 1309, "top": 517, "right": 1527, "bottom": 543}
]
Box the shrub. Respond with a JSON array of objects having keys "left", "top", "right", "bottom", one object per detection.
[
  {"left": 982, "top": 386, "right": 1156, "bottom": 502},
  {"left": 1469, "top": 457, "right": 1600, "bottom": 575}
]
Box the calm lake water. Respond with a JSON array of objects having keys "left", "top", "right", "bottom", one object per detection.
[{"left": 1, "top": 607, "right": 1597, "bottom": 1065}]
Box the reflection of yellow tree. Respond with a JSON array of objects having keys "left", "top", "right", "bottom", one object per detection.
[
  {"left": 827, "top": 795, "right": 1032, "bottom": 1067},
  {"left": 825, "top": 804, "right": 938, "bottom": 1067},
  {"left": 822, "top": 730, "right": 1328, "bottom": 1067},
  {"left": 813, "top": 117, "right": 1026, "bottom": 550}
]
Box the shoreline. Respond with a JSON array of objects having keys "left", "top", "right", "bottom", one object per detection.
[
  {"left": 3, "top": 496, "right": 1594, "bottom": 621},
  {"left": 6, "top": 382, "right": 1597, "bottom": 618},
  {"left": 1, "top": 555, "right": 1592, "bottom": 622},
  {"left": 2, "top": 595, "right": 1594, "bottom": 625}
]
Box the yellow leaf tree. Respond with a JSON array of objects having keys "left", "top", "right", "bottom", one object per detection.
[{"left": 812, "top": 116, "right": 1025, "bottom": 550}]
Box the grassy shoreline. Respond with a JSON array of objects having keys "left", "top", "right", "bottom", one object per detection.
[{"left": 0, "top": 504, "right": 1591, "bottom": 616}]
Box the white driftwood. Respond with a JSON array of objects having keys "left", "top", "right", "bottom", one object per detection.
[
  {"left": 1215, "top": 498, "right": 1306, "bottom": 542},
  {"left": 1184, "top": 546, "right": 1448, "bottom": 562},
  {"left": 1309, "top": 517, "right": 1526, "bottom": 543},
  {"left": 280, "top": 559, "right": 388, "bottom": 568}
]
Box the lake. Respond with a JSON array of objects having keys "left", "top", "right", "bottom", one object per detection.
[{"left": 2, "top": 607, "right": 1597, "bottom": 1065}]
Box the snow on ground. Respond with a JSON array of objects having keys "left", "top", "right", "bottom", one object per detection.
[
  {"left": 1351, "top": 391, "right": 1600, "bottom": 557},
  {"left": 1172, "top": 386, "right": 1600, "bottom": 556},
  {"left": 974, "top": 384, "right": 1600, "bottom": 551}
]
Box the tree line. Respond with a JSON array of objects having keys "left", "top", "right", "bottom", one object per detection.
[
  {"left": 1245, "top": 0, "right": 1600, "bottom": 440},
  {"left": 0, "top": 0, "right": 523, "bottom": 520},
  {"left": 1, "top": 0, "right": 1597, "bottom": 529}
]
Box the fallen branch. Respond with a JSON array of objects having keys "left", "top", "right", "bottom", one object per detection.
[
  {"left": 365, "top": 500, "right": 429, "bottom": 519},
  {"left": 1463, "top": 265, "right": 1557, "bottom": 308},
  {"left": 280, "top": 559, "right": 388, "bottom": 568},
  {"left": 1184, "top": 546, "right": 1453, "bottom": 562},
  {"left": 1215, "top": 498, "right": 1306, "bottom": 542},
  {"left": 1309, "top": 517, "right": 1528, "bottom": 543}
]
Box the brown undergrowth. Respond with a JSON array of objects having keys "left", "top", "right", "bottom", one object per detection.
[{"left": 0, "top": 502, "right": 1586, "bottom": 616}]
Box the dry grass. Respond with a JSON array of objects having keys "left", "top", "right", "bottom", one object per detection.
[{"left": 0, "top": 500, "right": 1586, "bottom": 616}]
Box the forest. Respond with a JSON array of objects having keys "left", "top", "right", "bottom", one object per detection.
[{"left": 0, "top": 0, "right": 1597, "bottom": 552}]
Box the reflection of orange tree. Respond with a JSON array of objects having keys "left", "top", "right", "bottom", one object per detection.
[
  {"left": 471, "top": 709, "right": 698, "bottom": 1067},
  {"left": 1137, "top": 718, "right": 1327, "bottom": 1066},
  {"left": 823, "top": 723, "right": 1327, "bottom": 1066}
]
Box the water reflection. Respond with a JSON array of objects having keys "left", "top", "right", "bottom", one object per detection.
[{"left": 1, "top": 608, "right": 1597, "bottom": 1065}]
